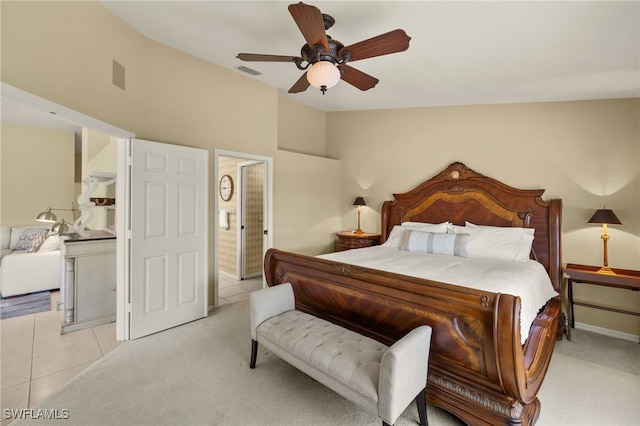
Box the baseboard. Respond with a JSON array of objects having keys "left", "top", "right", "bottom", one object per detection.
[
  {"left": 219, "top": 270, "right": 240, "bottom": 280},
  {"left": 575, "top": 321, "right": 640, "bottom": 343}
]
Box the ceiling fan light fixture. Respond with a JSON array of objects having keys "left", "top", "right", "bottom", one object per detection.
[{"left": 306, "top": 61, "right": 340, "bottom": 94}]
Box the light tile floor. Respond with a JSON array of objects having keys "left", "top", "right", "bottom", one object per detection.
[
  {"left": 0, "top": 275, "right": 262, "bottom": 425},
  {"left": 0, "top": 292, "right": 119, "bottom": 425},
  {"left": 218, "top": 274, "right": 264, "bottom": 304}
]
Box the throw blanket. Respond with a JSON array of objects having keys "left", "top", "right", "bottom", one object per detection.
[{"left": 318, "top": 246, "right": 558, "bottom": 344}]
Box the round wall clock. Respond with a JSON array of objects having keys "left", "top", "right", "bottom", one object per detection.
[{"left": 219, "top": 174, "right": 234, "bottom": 201}]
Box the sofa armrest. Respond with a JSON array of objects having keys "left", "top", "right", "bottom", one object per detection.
[
  {"left": 378, "top": 325, "right": 432, "bottom": 425},
  {"left": 249, "top": 283, "right": 295, "bottom": 340}
]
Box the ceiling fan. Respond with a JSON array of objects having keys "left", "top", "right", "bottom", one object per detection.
[{"left": 236, "top": 2, "right": 411, "bottom": 95}]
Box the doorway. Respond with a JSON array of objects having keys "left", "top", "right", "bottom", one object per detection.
[
  {"left": 1, "top": 83, "right": 134, "bottom": 340},
  {"left": 214, "top": 150, "right": 273, "bottom": 307},
  {"left": 2, "top": 83, "right": 211, "bottom": 341}
]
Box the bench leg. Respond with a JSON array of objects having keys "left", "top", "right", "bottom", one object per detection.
[
  {"left": 250, "top": 339, "right": 258, "bottom": 368},
  {"left": 416, "top": 388, "right": 428, "bottom": 426},
  {"left": 381, "top": 390, "right": 427, "bottom": 426}
]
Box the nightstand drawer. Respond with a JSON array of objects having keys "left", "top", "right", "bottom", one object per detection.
[{"left": 336, "top": 231, "right": 381, "bottom": 251}]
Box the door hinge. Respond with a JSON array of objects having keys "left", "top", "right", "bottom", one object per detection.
[{"left": 263, "top": 230, "right": 268, "bottom": 235}]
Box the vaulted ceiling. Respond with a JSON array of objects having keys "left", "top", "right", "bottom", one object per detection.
[{"left": 99, "top": 1, "right": 639, "bottom": 112}]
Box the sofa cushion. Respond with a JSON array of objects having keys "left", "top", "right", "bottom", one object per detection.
[
  {"left": 14, "top": 227, "right": 50, "bottom": 252},
  {"left": 257, "top": 310, "right": 387, "bottom": 402}
]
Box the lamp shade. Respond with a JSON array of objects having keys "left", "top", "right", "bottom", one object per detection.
[
  {"left": 353, "top": 196, "right": 366, "bottom": 206},
  {"left": 51, "top": 219, "right": 70, "bottom": 234},
  {"left": 588, "top": 209, "right": 622, "bottom": 225},
  {"left": 306, "top": 61, "right": 341, "bottom": 92},
  {"left": 36, "top": 207, "right": 57, "bottom": 223}
]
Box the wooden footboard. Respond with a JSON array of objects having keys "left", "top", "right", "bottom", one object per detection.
[{"left": 264, "top": 248, "right": 561, "bottom": 426}]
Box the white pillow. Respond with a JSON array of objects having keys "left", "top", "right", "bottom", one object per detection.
[
  {"left": 38, "top": 235, "right": 62, "bottom": 252},
  {"left": 381, "top": 225, "right": 406, "bottom": 249},
  {"left": 401, "top": 221, "right": 450, "bottom": 233},
  {"left": 385, "top": 222, "right": 451, "bottom": 249},
  {"left": 465, "top": 221, "right": 535, "bottom": 236},
  {"left": 400, "top": 230, "right": 469, "bottom": 257},
  {"left": 447, "top": 224, "right": 466, "bottom": 234},
  {"left": 464, "top": 222, "right": 534, "bottom": 261}
]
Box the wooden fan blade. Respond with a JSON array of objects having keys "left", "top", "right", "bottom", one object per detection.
[
  {"left": 236, "top": 53, "right": 299, "bottom": 62},
  {"left": 288, "top": 2, "right": 329, "bottom": 51},
  {"left": 340, "top": 29, "right": 411, "bottom": 62},
  {"left": 339, "top": 65, "right": 379, "bottom": 91},
  {"left": 288, "top": 72, "right": 310, "bottom": 93}
]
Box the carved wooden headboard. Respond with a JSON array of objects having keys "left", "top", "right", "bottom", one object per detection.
[{"left": 380, "top": 162, "right": 562, "bottom": 291}]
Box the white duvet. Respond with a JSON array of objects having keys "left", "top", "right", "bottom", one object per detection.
[{"left": 317, "top": 246, "right": 559, "bottom": 344}]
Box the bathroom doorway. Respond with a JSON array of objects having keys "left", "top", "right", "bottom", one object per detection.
[{"left": 214, "top": 150, "right": 272, "bottom": 307}]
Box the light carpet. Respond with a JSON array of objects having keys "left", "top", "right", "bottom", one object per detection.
[
  {"left": 0, "top": 291, "right": 50, "bottom": 320},
  {"left": 12, "top": 300, "right": 639, "bottom": 426}
]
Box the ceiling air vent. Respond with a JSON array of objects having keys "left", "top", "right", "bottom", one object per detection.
[{"left": 238, "top": 66, "right": 262, "bottom": 76}]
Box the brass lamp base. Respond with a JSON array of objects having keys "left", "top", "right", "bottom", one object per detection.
[
  {"left": 597, "top": 266, "right": 616, "bottom": 275},
  {"left": 354, "top": 207, "right": 364, "bottom": 235},
  {"left": 597, "top": 230, "right": 616, "bottom": 275}
]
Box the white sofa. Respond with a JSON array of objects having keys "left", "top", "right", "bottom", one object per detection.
[{"left": 0, "top": 226, "right": 62, "bottom": 297}]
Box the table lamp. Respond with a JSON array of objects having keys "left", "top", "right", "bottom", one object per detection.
[
  {"left": 51, "top": 219, "right": 72, "bottom": 234},
  {"left": 353, "top": 197, "right": 366, "bottom": 234},
  {"left": 588, "top": 207, "right": 622, "bottom": 274},
  {"left": 36, "top": 203, "right": 77, "bottom": 224},
  {"left": 36, "top": 203, "right": 77, "bottom": 233}
]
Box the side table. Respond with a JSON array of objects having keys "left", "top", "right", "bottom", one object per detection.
[
  {"left": 336, "top": 231, "right": 381, "bottom": 251},
  {"left": 564, "top": 263, "right": 640, "bottom": 341}
]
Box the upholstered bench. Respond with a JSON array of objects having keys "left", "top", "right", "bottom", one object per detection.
[{"left": 250, "top": 283, "right": 431, "bottom": 426}]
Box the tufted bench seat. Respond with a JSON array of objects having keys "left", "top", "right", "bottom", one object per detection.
[{"left": 250, "top": 283, "right": 431, "bottom": 426}]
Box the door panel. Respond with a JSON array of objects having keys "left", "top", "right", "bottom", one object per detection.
[
  {"left": 240, "top": 162, "right": 264, "bottom": 279},
  {"left": 130, "top": 139, "right": 208, "bottom": 339}
]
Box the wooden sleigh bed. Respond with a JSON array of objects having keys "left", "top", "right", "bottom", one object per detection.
[{"left": 264, "top": 162, "right": 562, "bottom": 425}]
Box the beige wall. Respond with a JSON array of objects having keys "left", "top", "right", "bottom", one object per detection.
[
  {"left": 0, "top": 1, "right": 339, "bottom": 306},
  {"left": 273, "top": 150, "right": 342, "bottom": 255},
  {"left": 327, "top": 99, "right": 640, "bottom": 336},
  {"left": 0, "top": 123, "right": 75, "bottom": 227},
  {"left": 278, "top": 97, "right": 327, "bottom": 157}
]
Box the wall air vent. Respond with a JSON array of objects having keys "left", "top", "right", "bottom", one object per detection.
[{"left": 238, "top": 66, "right": 262, "bottom": 76}]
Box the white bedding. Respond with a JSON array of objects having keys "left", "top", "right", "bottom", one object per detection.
[{"left": 317, "top": 246, "right": 559, "bottom": 344}]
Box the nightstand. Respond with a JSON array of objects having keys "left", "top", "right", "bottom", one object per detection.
[
  {"left": 564, "top": 263, "right": 640, "bottom": 341},
  {"left": 336, "top": 231, "right": 381, "bottom": 251}
]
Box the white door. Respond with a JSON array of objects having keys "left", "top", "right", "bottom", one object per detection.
[{"left": 128, "top": 139, "right": 208, "bottom": 339}]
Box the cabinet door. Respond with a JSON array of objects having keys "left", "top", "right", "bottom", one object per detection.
[{"left": 75, "top": 253, "right": 117, "bottom": 322}]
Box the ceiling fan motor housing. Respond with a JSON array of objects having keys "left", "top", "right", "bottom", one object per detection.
[{"left": 300, "top": 37, "right": 348, "bottom": 66}]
